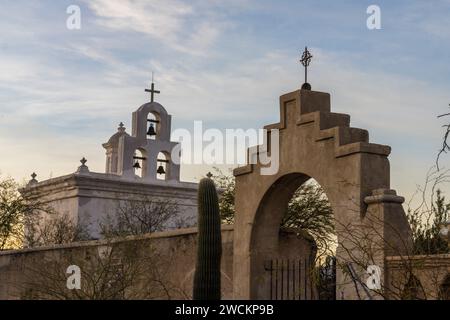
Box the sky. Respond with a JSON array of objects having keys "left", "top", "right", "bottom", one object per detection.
[{"left": 0, "top": 0, "right": 449, "bottom": 207}]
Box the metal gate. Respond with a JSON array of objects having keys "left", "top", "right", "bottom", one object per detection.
[
  {"left": 264, "top": 256, "right": 336, "bottom": 300},
  {"left": 264, "top": 258, "right": 315, "bottom": 300}
]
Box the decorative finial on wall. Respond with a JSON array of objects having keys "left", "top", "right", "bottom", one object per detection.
[
  {"left": 28, "top": 172, "right": 38, "bottom": 186},
  {"left": 76, "top": 157, "right": 90, "bottom": 175},
  {"left": 300, "top": 46, "right": 313, "bottom": 90},
  {"left": 118, "top": 122, "right": 126, "bottom": 132}
]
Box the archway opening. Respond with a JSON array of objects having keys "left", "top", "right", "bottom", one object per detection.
[
  {"left": 250, "top": 173, "right": 336, "bottom": 300},
  {"left": 133, "top": 148, "right": 146, "bottom": 178},
  {"left": 147, "top": 112, "right": 160, "bottom": 140},
  {"left": 156, "top": 152, "right": 169, "bottom": 180},
  {"left": 283, "top": 178, "right": 336, "bottom": 261},
  {"left": 284, "top": 178, "right": 337, "bottom": 300}
]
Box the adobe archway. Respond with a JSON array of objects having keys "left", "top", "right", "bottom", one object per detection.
[{"left": 233, "top": 89, "right": 412, "bottom": 299}]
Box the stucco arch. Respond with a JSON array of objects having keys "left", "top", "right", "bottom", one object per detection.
[{"left": 233, "top": 89, "right": 411, "bottom": 299}]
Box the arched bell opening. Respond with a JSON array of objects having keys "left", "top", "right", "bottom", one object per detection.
[
  {"left": 132, "top": 148, "right": 147, "bottom": 178},
  {"left": 147, "top": 112, "right": 160, "bottom": 140},
  {"left": 249, "top": 173, "right": 336, "bottom": 300},
  {"left": 156, "top": 151, "right": 170, "bottom": 180}
]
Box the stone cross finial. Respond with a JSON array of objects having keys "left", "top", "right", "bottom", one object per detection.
[
  {"left": 145, "top": 73, "right": 160, "bottom": 103},
  {"left": 300, "top": 46, "right": 313, "bottom": 90},
  {"left": 206, "top": 172, "right": 213, "bottom": 179},
  {"left": 80, "top": 157, "right": 87, "bottom": 166}
]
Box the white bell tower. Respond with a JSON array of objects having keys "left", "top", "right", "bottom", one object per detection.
[{"left": 103, "top": 81, "right": 181, "bottom": 183}]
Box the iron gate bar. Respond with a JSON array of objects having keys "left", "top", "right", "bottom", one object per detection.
[
  {"left": 286, "top": 259, "right": 290, "bottom": 299},
  {"left": 281, "top": 260, "right": 284, "bottom": 300},
  {"left": 265, "top": 258, "right": 319, "bottom": 300},
  {"left": 292, "top": 259, "right": 295, "bottom": 300},
  {"left": 298, "top": 260, "right": 302, "bottom": 300},
  {"left": 310, "top": 258, "right": 313, "bottom": 299},
  {"left": 270, "top": 259, "right": 273, "bottom": 300},
  {"left": 275, "top": 259, "right": 278, "bottom": 300},
  {"left": 304, "top": 259, "right": 307, "bottom": 299}
]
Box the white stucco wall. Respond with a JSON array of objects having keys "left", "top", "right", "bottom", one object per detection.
[{"left": 22, "top": 172, "right": 198, "bottom": 239}]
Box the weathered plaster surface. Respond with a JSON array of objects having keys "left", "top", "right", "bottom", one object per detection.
[{"left": 0, "top": 226, "right": 315, "bottom": 300}]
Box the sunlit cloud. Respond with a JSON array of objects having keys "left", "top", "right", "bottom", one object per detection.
[{"left": 0, "top": 0, "right": 449, "bottom": 206}]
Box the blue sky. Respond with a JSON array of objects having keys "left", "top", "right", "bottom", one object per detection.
[{"left": 0, "top": 0, "right": 449, "bottom": 205}]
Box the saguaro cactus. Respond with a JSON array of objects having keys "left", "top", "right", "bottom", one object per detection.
[{"left": 193, "top": 173, "right": 222, "bottom": 300}]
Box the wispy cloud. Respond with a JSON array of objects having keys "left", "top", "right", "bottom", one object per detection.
[
  {"left": 83, "top": 0, "right": 227, "bottom": 56},
  {"left": 0, "top": 0, "right": 449, "bottom": 203},
  {"left": 86, "top": 0, "right": 192, "bottom": 37}
]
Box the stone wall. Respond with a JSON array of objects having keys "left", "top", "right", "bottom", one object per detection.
[
  {"left": 386, "top": 254, "right": 450, "bottom": 300},
  {"left": 0, "top": 225, "right": 315, "bottom": 300}
]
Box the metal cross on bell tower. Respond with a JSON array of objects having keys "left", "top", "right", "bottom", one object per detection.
[
  {"left": 145, "top": 72, "right": 160, "bottom": 103},
  {"left": 300, "top": 46, "right": 313, "bottom": 90}
]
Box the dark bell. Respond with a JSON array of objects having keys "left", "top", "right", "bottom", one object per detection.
[
  {"left": 157, "top": 165, "right": 166, "bottom": 175},
  {"left": 133, "top": 161, "right": 141, "bottom": 169},
  {"left": 301, "top": 82, "right": 311, "bottom": 90},
  {"left": 147, "top": 123, "right": 156, "bottom": 136}
]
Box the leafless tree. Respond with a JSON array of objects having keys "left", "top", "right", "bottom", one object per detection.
[
  {"left": 17, "top": 195, "right": 188, "bottom": 299},
  {"left": 335, "top": 168, "right": 450, "bottom": 300},
  {"left": 20, "top": 238, "right": 188, "bottom": 300},
  {"left": 24, "top": 212, "right": 91, "bottom": 248},
  {"left": 100, "top": 196, "right": 183, "bottom": 238},
  {"left": 0, "top": 176, "right": 53, "bottom": 250},
  {"left": 436, "top": 104, "right": 450, "bottom": 170}
]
